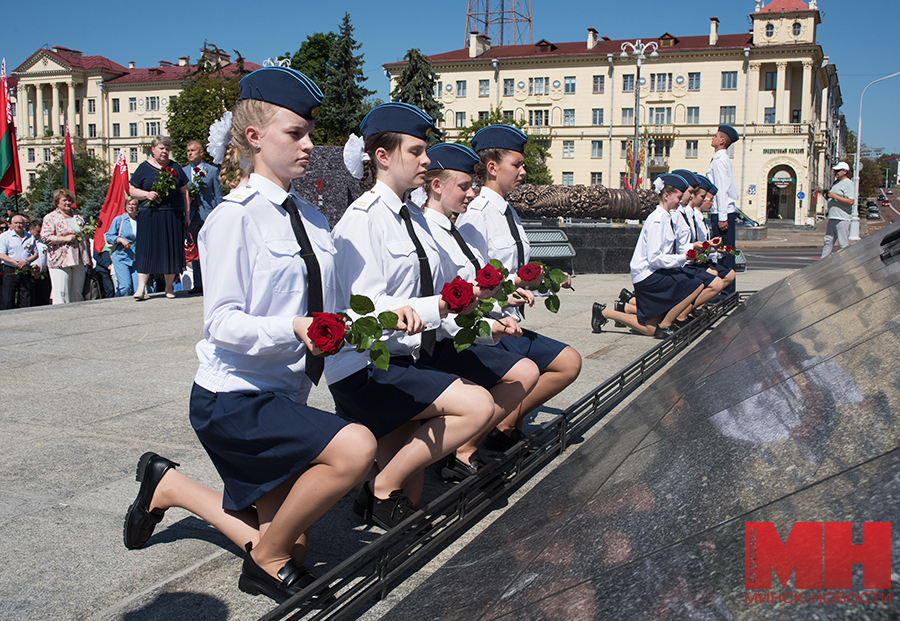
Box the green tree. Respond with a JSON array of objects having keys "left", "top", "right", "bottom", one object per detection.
[
  {"left": 390, "top": 49, "right": 443, "bottom": 143},
  {"left": 288, "top": 32, "right": 339, "bottom": 145},
  {"left": 318, "top": 13, "right": 374, "bottom": 145},
  {"left": 845, "top": 129, "right": 857, "bottom": 156},
  {"left": 24, "top": 151, "right": 110, "bottom": 221},
  {"left": 455, "top": 107, "right": 553, "bottom": 185},
  {"left": 858, "top": 157, "right": 885, "bottom": 199}
]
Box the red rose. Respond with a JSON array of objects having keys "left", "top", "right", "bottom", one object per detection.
[
  {"left": 307, "top": 312, "right": 346, "bottom": 355},
  {"left": 724, "top": 245, "right": 733, "bottom": 253},
  {"left": 441, "top": 276, "right": 475, "bottom": 313},
  {"left": 194, "top": 166, "right": 201, "bottom": 173},
  {"left": 686, "top": 249, "right": 697, "bottom": 260},
  {"left": 711, "top": 237, "right": 722, "bottom": 246},
  {"left": 169, "top": 170, "right": 178, "bottom": 178},
  {"left": 516, "top": 263, "right": 543, "bottom": 283},
  {"left": 475, "top": 264, "right": 503, "bottom": 289},
  {"left": 702, "top": 241, "right": 711, "bottom": 250}
]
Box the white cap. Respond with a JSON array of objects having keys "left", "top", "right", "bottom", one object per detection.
[{"left": 833, "top": 162, "right": 850, "bottom": 172}]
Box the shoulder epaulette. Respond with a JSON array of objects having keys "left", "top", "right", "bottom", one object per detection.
[
  {"left": 348, "top": 190, "right": 379, "bottom": 211},
  {"left": 223, "top": 186, "right": 258, "bottom": 203}
]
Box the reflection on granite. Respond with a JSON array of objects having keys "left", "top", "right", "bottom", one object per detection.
[{"left": 383, "top": 222, "right": 900, "bottom": 620}]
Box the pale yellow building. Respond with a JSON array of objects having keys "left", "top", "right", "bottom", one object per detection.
[
  {"left": 10, "top": 46, "right": 259, "bottom": 190},
  {"left": 386, "top": 0, "right": 846, "bottom": 224}
]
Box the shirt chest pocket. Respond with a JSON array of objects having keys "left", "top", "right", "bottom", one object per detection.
[
  {"left": 384, "top": 237, "right": 419, "bottom": 291},
  {"left": 265, "top": 239, "right": 333, "bottom": 294}
]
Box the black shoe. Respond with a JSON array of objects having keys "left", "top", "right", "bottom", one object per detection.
[
  {"left": 689, "top": 306, "right": 710, "bottom": 320},
  {"left": 440, "top": 451, "right": 488, "bottom": 482},
  {"left": 238, "top": 542, "right": 317, "bottom": 604},
  {"left": 353, "top": 481, "right": 415, "bottom": 530},
  {"left": 124, "top": 452, "right": 179, "bottom": 550},
  {"left": 188, "top": 286, "right": 203, "bottom": 295},
  {"left": 673, "top": 317, "right": 690, "bottom": 330},
  {"left": 654, "top": 325, "right": 676, "bottom": 340},
  {"left": 591, "top": 302, "right": 607, "bottom": 333},
  {"left": 482, "top": 427, "right": 527, "bottom": 452},
  {"left": 614, "top": 300, "right": 626, "bottom": 327},
  {"left": 619, "top": 288, "right": 634, "bottom": 302}
]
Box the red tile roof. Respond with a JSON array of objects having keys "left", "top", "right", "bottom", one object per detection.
[
  {"left": 760, "top": 0, "right": 811, "bottom": 12},
  {"left": 15, "top": 48, "right": 130, "bottom": 74},
  {"left": 386, "top": 33, "right": 755, "bottom": 67},
  {"left": 105, "top": 61, "right": 262, "bottom": 84}
]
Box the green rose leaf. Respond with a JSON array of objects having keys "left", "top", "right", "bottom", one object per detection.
[
  {"left": 355, "top": 334, "right": 375, "bottom": 353},
  {"left": 545, "top": 293, "right": 560, "bottom": 314},
  {"left": 455, "top": 313, "right": 477, "bottom": 328},
  {"left": 369, "top": 341, "right": 390, "bottom": 370},
  {"left": 454, "top": 327, "right": 476, "bottom": 352},
  {"left": 549, "top": 268, "right": 568, "bottom": 284},
  {"left": 355, "top": 316, "right": 381, "bottom": 338},
  {"left": 378, "top": 311, "right": 398, "bottom": 330},
  {"left": 477, "top": 319, "right": 492, "bottom": 338},
  {"left": 537, "top": 282, "right": 549, "bottom": 294},
  {"left": 349, "top": 294, "right": 376, "bottom": 315}
]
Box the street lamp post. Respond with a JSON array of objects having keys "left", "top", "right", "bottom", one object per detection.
[
  {"left": 645, "top": 137, "right": 655, "bottom": 190},
  {"left": 851, "top": 70, "right": 900, "bottom": 240},
  {"left": 620, "top": 39, "right": 658, "bottom": 190}
]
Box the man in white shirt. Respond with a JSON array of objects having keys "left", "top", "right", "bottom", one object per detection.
[
  {"left": 705, "top": 124, "right": 739, "bottom": 294},
  {"left": 0, "top": 214, "right": 37, "bottom": 309},
  {"left": 820, "top": 162, "right": 855, "bottom": 258}
]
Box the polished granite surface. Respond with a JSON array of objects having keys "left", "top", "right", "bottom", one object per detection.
[{"left": 386, "top": 223, "right": 900, "bottom": 620}]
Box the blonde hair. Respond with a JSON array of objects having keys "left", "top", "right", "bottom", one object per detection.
[
  {"left": 423, "top": 168, "right": 458, "bottom": 200},
  {"left": 219, "top": 99, "right": 280, "bottom": 191}
]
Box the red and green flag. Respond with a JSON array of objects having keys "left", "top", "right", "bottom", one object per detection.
[
  {"left": 0, "top": 58, "right": 23, "bottom": 199},
  {"left": 94, "top": 149, "right": 129, "bottom": 252},
  {"left": 63, "top": 121, "right": 76, "bottom": 208}
]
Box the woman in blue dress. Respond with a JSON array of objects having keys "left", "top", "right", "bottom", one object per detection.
[{"left": 105, "top": 196, "right": 139, "bottom": 296}]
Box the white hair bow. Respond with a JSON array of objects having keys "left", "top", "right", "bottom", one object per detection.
[
  {"left": 207, "top": 111, "right": 233, "bottom": 165},
  {"left": 343, "top": 134, "right": 370, "bottom": 179},
  {"left": 653, "top": 177, "right": 665, "bottom": 194}
]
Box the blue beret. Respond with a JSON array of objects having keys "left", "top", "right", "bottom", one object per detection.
[
  {"left": 658, "top": 173, "right": 689, "bottom": 192},
  {"left": 718, "top": 124, "right": 739, "bottom": 143},
  {"left": 238, "top": 67, "right": 323, "bottom": 121},
  {"left": 359, "top": 102, "right": 434, "bottom": 141},
  {"left": 694, "top": 174, "right": 713, "bottom": 192},
  {"left": 426, "top": 143, "right": 479, "bottom": 174},
  {"left": 470, "top": 124, "right": 528, "bottom": 153},
  {"left": 671, "top": 169, "right": 700, "bottom": 188}
]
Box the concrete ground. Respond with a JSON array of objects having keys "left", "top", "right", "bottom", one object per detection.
[{"left": 0, "top": 268, "right": 791, "bottom": 621}]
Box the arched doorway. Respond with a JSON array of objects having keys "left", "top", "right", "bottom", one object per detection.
[{"left": 766, "top": 164, "right": 797, "bottom": 222}]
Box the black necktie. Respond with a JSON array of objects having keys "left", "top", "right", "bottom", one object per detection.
[
  {"left": 681, "top": 210, "right": 696, "bottom": 243},
  {"left": 399, "top": 204, "right": 436, "bottom": 356},
  {"left": 504, "top": 206, "right": 526, "bottom": 269},
  {"left": 282, "top": 196, "right": 324, "bottom": 385},
  {"left": 450, "top": 222, "right": 480, "bottom": 272}
]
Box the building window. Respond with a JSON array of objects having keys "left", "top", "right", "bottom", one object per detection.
[
  {"left": 721, "top": 71, "right": 738, "bottom": 90},
  {"left": 591, "top": 172, "right": 603, "bottom": 186},
  {"left": 720, "top": 106, "right": 736, "bottom": 124},
  {"left": 621, "top": 108, "right": 634, "bottom": 125},
  {"left": 44, "top": 148, "right": 51, "bottom": 162},
  {"left": 75, "top": 124, "right": 81, "bottom": 137},
  {"left": 456, "top": 81, "right": 467, "bottom": 97},
  {"left": 528, "top": 77, "right": 549, "bottom": 96},
  {"left": 87, "top": 99, "right": 96, "bottom": 114},
  {"left": 591, "top": 141, "right": 603, "bottom": 159},
  {"left": 650, "top": 73, "right": 672, "bottom": 92},
  {"left": 687, "top": 107, "right": 700, "bottom": 125},
  {"left": 433, "top": 82, "right": 442, "bottom": 98},
  {"left": 27, "top": 148, "right": 35, "bottom": 162},
  {"left": 592, "top": 75, "right": 605, "bottom": 94},
  {"left": 764, "top": 107, "right": 776, "bottom": 124},
  {"left": 147, "top": 97, "right": 159, "bottom": 111},
  {"left": 563, "top": 109, "right": 575, "bottom": 126},
  {"left": 688, "top": 72, "right": 701, "bottom": 91},
  {"left": 112, "top": 123, "right": 120, "bottom": 137},
  {"left": 649, "top": 107, "right": 671, "bottom": 125},
  {"left": 503, "top": 78, "right": 514, "bottom": 96},
  {"left": 130, "top": 147, "right": 138, "bottom": 163},
  {"left": 129, "top": 123, "right": 138, "bottom": 137},
  {"left": 74, "top": 100, "right": 80, "bottom": 114},
  {"left": 562, "top": 141, "right": 575, "bottom": 158},
  {"left": 478, "top": 111, "right": 489, "bottom": 121},
  {"left": 765, "top": 23, "right": 774, "bottom": 38},
  {"left": 792, "top": 109, "right": 801, "bottom": 124},
  {"left": 502, "top": 110, "right": 514, "bottom": 120},
  {"left": 765, "top": 72, "right": 776, "bottom": 91},
  {"left": 592, "top": 108, "right": 604, "bottom": 126},
  {"left": 128, "top": 97, "right": 137, "bottom": 112},
  {"left": 456, "top": 112, "right": 466, "bottom": 128},
  {"left": 88, "top": 124, "right": 97, "bottom": 138},
  {"left": 564, "top": 76, "right": 576, "bottom": 94},
  {"left": 620, "top": 141, "right": 629, "bottom": 158},
  {"left": 561, "top": 172, "right": 574, "bottom": 186},
  {"left": 112, "top": 98, "right": 120, "bottom": 113},
  {"left": 86, "top": 149, "right": 94, "bottom": 158},
  {"left": 686, "top": 140, "right": 698, "bottom": 159},
  {"left": 792, "top": 22, "right": 801, "bottom": 36},
  {"left": 29, "top": 173, "right": 36, "bottom": 184},
  {"left": 622, "top": 74, "right": 635, "bottom": 93},
  {"left": 479, "top": 79, "right": 489, "bottom": 97},
  {"left": 113, "top": 148, "right": 121, "bottom": 161},
  {"left": 528, "top": 109, "right": 548, "bottom": 126},
  {"left": 147, "top": 121, "right": 160, "bottom": 135}
]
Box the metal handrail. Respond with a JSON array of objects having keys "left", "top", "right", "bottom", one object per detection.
[{"left": 260, "top": 292, "right": 747, "bottom": 621}]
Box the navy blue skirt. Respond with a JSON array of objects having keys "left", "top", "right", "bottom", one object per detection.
[
  {"left": 190, "top": 383, "right": 351, "bottom": 511},
  {"left": 711, "top": 262, "right": 733, "bottom": 279},
  {"left": 328, "top": 356, "right": 458, "bottom": 439},
  {"left": 633, "top": 268, "right": 703, "bottom": 323},
  {"left": 681, "top": 263, "right": 719, "bottom": 286},
  {"left": 498, "top": 328, "right": 567, "bottom": 372},
  {"left": 420, "top": 338, "right": 521, "bottom": 389},
  {"left": 135, "top": 206, "right": 185, "bottom": 275}
]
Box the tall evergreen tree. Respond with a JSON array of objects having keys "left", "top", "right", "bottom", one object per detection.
[
  {"left": 319, "top": 12, "right": 374, "bottom": 145},
  {"left": 289, "top": 32, "right": 339, "bottom": 145},
  {"left": 24, "top": 151, "right": 110, "bottom": 220},
  {"left": 455, "top": 107, "right": 553, "bottom": 185},
  {"left": 390, "top": 49, "right": 443, "bottom": 143}
]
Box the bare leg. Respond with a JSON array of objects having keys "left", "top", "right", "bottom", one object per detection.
[
  {"left": 663, "top": 284, "right": 703, "bottom": 326},
  {"left": 164, "top": 274, "right": 176, "bottom": 295},
  {"left": 497, "top": 346, "right": 582, "bottom": 432},
  {"left": 136, "top": 273, "right": 150, "bottom": 297},
  {"left": 455, "top": 358, "right": 540, "bottom": 465},
  {"left": 602, "top": 308, "right": 658, "bottom": 336},
  {"left": 624, "top": 301, "right": 637, "bottom": 315}
]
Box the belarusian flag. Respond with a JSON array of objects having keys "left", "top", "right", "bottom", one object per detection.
[
  {"left": 0, "top": 58, "right": 23, "bottom": 199},
  {"left": 63, "top": 122, "right": 76, "bottom": 208},
  {"left": 94, "top": 149, "right": 129, "bottom": 252}
]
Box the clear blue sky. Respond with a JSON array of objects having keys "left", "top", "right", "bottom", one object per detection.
[{"left": 4, "top": 0, "right": 899, "bottom": 155}]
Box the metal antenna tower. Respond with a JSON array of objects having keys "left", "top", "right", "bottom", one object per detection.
[{"left": 465, "top": 0, "right": 533, "bottom": 47}]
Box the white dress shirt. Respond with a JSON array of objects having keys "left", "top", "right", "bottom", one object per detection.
[
  {"left": 630, "top": 205, "right": 686, "bottom": 283},
  {"left": 672, "top": 204, "right": 696, "bottom": 255},
  {"left": 706, "top": 149, "right": 738, "bottom": 222},
  {"left": 326, "top": 180, "right": 444, "bottom": 384},
  {"left": 193, "top": 173, "right": 338, "bottom": 403}
]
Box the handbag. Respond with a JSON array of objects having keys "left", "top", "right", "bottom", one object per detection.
[{"left": 184, "top": 231, "right": 199, "bottom": 263}]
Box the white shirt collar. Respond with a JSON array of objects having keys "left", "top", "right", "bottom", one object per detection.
[
  {"left": 374, "top": 179, "right": 405, "bottom": 215},
  {"left": 423, "top": 207, "right": 452, "bottom": 231},
  {"left": 480, "top": 186, "right": 507, "bottom": 209},
  {"left": 249, "top": 173, "right": 291, "bottom": 207}
]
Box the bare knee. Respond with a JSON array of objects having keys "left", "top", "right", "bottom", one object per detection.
[
  {"left": 320, "top": 423, "right": 376, "bottom": 477},
  {"left": 503, "top": 358, "right": 540, "bottom": 394},
  {"left": 547, "top": 345, "right": 582, "bottom": 382}
]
